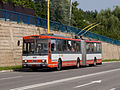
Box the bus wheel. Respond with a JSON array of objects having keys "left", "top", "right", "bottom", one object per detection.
[
  {"left": 76, "top": 58, "right": 80, "bottom": 68},
  {"left": 94, "top": 58, "right": 97, "bottom": 66},
  {"left": 57, "top": 59, "right": 62, "bottom": 71},
  {"left": 97, "top": 62, "right": 102, "bottom": 65}
]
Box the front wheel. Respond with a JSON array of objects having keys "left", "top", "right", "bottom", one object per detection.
[
  {"left": 57, "top": 60, "right": 62, "bottom": 71},
  {"left": 94, "top": 58, "right": 97, "bottom": 66},
  {"left": 76, "top": 58, "right": 80, "bottom": 68}
]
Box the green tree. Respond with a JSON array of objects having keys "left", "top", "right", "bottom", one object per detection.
[
  {"left": 34, "top": 0, "right": 47, "bottom": 18},
  {"left": 50, "top": 0, "right": 69, "bottom": 25},
  {"left": 96, "top": 8, "right": 120, "bottom": 40}
]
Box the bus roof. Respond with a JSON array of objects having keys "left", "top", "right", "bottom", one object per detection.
[{"left": 23, "top": 34, "right": 101, "bottom": 43}]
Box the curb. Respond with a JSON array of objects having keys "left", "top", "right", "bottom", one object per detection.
[
  {"left": 103, "top": 61, "right": 120, "bottom": 64},
  {"left": 0, "top": 70, "right": 13, "bottom": 73}
]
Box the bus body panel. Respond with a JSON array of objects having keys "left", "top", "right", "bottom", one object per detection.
[
  {"left": 86, "top": 54, "right": 102, "bottom": 65},
  {"left": 51, "top": 54, "right": 82, "bottom": 67},
  {"left": 86, "top": 54, "right": 102, "bottom": 60},
  {"left": 22, "top": 56, "right": 48, "bottom": 68}
]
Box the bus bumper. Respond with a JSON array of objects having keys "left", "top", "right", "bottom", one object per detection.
[{"left": 22, "top": 63, "right": 48, "bottom": 68}]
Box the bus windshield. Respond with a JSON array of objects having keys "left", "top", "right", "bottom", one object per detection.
[{"left": 23, "top": 39, "right": 48, "bottom": 55}]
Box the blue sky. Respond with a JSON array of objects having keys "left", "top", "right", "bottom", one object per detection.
[{"left": 73, "top": 0, "right": 120, "bottom": 12}]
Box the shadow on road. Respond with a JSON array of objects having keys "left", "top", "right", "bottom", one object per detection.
[{"left": 13, "top": 65, "right": 101, "bottom": 73}]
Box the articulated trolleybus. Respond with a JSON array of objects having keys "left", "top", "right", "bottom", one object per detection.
[{"left": 22, "top": 34, "right": 102, "bottom": 70}]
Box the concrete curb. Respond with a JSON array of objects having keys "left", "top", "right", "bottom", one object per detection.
[
  {"left": 0, "top": 70, "right": 13, "bottom": 73},
  {"left": 103, "top": 61, "right": 120, "bottom": 64}
]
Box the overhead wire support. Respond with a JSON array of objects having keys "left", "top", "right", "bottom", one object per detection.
[
  {"left": 81, "top": 23, "right": 101, "bottom": 36},
  {"left": 77, "top": 22, "right": 97, "bottom": 35}
]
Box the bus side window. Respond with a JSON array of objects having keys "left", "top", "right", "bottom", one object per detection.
[
  {"left": 86, "top": 43, "right": 91, "bottom": 53},
  {"left": 96, "top": 43, "right": 101, "bottom": 53},
  {"left": 71, "top": 41, "right": 76, "bottom": 52},
  {"left": 66, "top": 40, "right": 72, "bottom": 51},
  {"left": 91, "top": 43, "right": 94, "bottom": 53},
  {"left": 76, "top": 41, "right": 81, "bottom": 52},
  {"left": 51, "top": 39, "right": 56, "bottom": 51},
  {"left": 93, "top": 43, "right": 97, "bottom": 53},
  {"left": 62, "top": 40, "right": 67, "bottom": 51},
  {"left": 56, "top": 39, "right": 62, "bottom": 52}
]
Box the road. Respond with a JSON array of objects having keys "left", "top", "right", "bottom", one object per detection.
[{"left": 0, "top": 62, "right": 120, "bottom": 90}]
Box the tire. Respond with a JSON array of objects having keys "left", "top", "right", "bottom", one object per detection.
[
  {"left": 97, "top": 62, "right": 102, "bottom": 65},
  {"left": 94, "top": 58, "right": 97, "bottom": 66},
  {"left": 76, "top": 58, "right": 80, "bottom": 68},
  {"left": 57, "top": 60, "right": 62, "bottom": 71}
]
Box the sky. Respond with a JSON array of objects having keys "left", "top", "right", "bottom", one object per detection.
[{"left": 73, "top": 0, "right": 120, "bottom": 12}]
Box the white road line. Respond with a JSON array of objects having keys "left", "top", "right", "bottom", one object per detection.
[
  {"left": 52, "top": 70, "right": 68, "bottom": 73},
  {"left": 10, "top": 68, "right": 120, "bottom": 90},
  {"left": 0, "top": 76, "right": 23, "bottom": 80},
  {"left": 110, "top": 88, "right": 116, "bottom": 90},
  {"left": 74, "top": 80, "right": 102, "bottom": 88}
]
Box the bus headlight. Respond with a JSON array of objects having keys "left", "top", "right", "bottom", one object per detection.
[
  {"left": 42, "top": 60, "right": 46, "bottom": 63},
  {"left": 24, "top": 60, "right": 27, "bottom": 63}
]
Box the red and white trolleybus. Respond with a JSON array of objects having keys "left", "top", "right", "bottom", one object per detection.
[{"left": 22, "top": 34, "right": 102, "bottom": 70}]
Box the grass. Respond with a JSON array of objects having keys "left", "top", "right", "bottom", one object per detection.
[
  {"left": 102, "top": 59, "right": 120, "bottom": 62},
  {"left": 0, "top": 65, "right": 22, "bottom": 71}
]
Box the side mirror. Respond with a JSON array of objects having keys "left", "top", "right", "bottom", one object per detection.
[{"left": 17, "top": 40, "right": 20, "bottom": 46}]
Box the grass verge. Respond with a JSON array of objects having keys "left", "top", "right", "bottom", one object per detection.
[
  {"left": 102, "top": 59, "right": 120, "bottom": 62},
  {"left": 0, "top": 65, "right": 22, "bottom": 71}
]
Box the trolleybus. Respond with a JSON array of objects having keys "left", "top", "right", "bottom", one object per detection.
[{"left": 22, "top": 34, "right": 102, "bottom": 70}]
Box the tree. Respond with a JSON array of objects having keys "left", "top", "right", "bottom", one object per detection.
[
  {"left": 50, "top": 0, "right": 69, "bottom": 25},
  {"left": 96, "top": 8, "right": 120, "bottom": 40},
  {"left": 34, "top": 0, "right": 47, "bottom": 18},
  {"left": 72, "top": 1, "right": 89, "bottom": 29},
  {"left": 2, "top": 0, "right": 35, "bottom": 8}
]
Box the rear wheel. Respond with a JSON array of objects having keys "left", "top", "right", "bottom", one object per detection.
[
  {"left": 94, "top": 57, "right": 97, "bottom": 66},
  {"left": 57, "top": 59, "right": 62, "bottom": 71},
  {"left": 97, "top": 62, "right": 102, "bottom": 65},
  {"left": 76, "top": 58, "right": 80, "bottom": 68}
]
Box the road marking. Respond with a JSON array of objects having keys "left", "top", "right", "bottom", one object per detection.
[
  {"left": 74, "top": 80, "right": 102, "bottom": 88},
  {"left": 52, "top": 70, "right": 68, "bottom": 73},
  {"left": 0, "top": 76, "right": 23, "bottom": 80},
  {"left": 110, "top": 88, "right": 116, "bottom": 90},
  {"left": 10, "top": 68, "right": 120, "bottom": 90}
]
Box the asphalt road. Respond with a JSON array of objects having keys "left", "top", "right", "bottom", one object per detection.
[{"left": 0, "top": 62, "right": 120, "bottom": 90}]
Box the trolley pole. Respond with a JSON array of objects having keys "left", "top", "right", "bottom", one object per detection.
[
  {"left": 47, "top": 0, "right": 50, "bottom": 34},
  {"left": 81, "top": 23, "right": 101, "bottom": 36}
]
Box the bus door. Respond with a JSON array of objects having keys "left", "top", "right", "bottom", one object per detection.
[
  {"left": 81, "top": 40, "right": 86, "bottom": 66},
  {"left": 48, "top": 39, "right": 51, "bottom": 64}
]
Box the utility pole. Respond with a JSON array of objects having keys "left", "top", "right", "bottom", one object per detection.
[{"left": 69, "top": 0, "right": 72, "bottom": 26}]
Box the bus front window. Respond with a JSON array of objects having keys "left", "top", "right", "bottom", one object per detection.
[
  {"left": 35, "top": 39, "right": 48, "bottom": 55},
  {"left": 23, "top": 39, "right": 48, "bottom": 55},
  {"left": 23, "top": 39, "right": 34, "bottom": 55}
]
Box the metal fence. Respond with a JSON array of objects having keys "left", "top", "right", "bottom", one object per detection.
[{"left": 0, "top": 9, "right": 120, "bottom": 46}]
